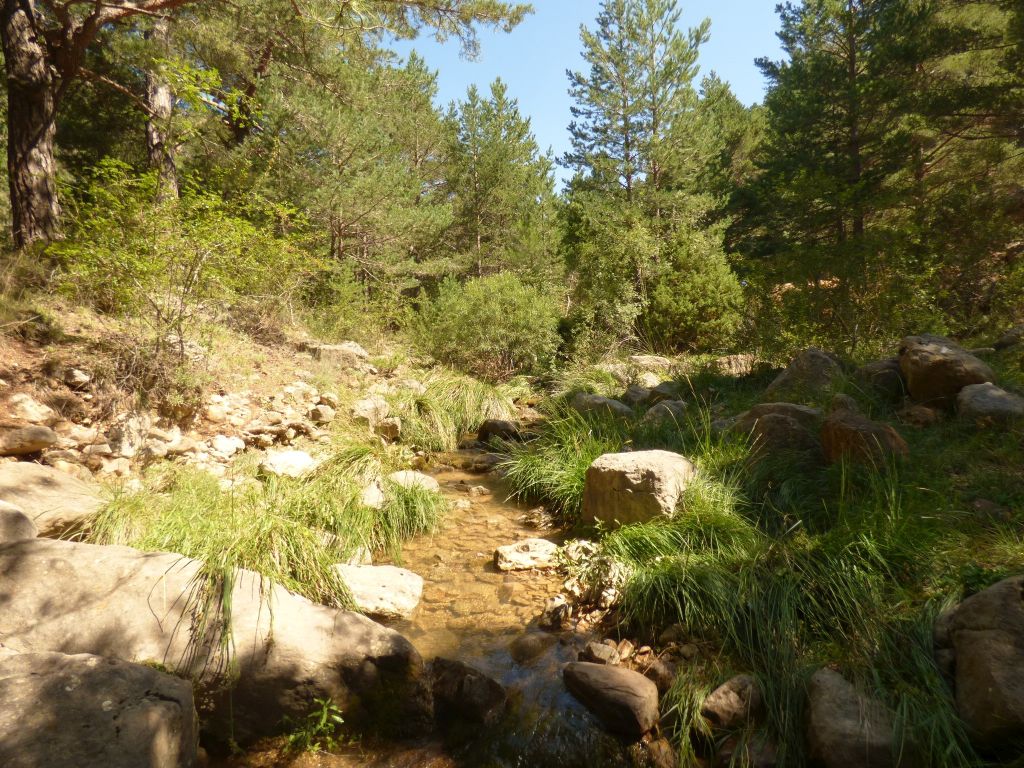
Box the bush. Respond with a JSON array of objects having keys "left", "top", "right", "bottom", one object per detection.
[
  {"left": 415, "top": 273, "right": 561, "bottom": 382},
  {"left": 640, "top": 232, "right": 744, "bottom": 352}
]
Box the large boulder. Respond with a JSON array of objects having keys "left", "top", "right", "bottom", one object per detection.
[
  {"left": 764, "top": 348, "right": 843, "bottom": 398},
  {"left": 732, "top": 403, "right": 823, "bottom": 457},
  {"left": 957, "top": 383, "right": 1024, "bottom": 424},
  {"left": 0, "top": 538, "right": 430, "bottom": 744},
  {"left": 431, "top": 658, "right": 507, "bottom": 727},
  {"left": 4, "top": 393, "right": 57, "bottom": 425},
  {"left": 563, "top": 662, "right": 660, "bottom": 738},
  {"left": 494, "top": 538, "right": 559, "bottom": 571},
  {"left": 821, "top": 409, "right": 909, "bottom": 465},
  {"left": 0, "top": 502, "right": 36, "bottom": 543},
  {"left": 335, "top": 563, "right": 423, "bottom": 620},
  {"left": 934, "top": 576, "right": 1024, "bottom": 754},
  {"left": 898, "top": 335, "right": 994, "bottom": 407},
  {"left": 855, "top": 358, "right": 906, "bottom": 403},
  {"left": 806, "top": 668, "right": 905, "bottom": 768},
  {"left": 582, "top": 450, "right": 696, "bottom": 527},
  {"left": 570, "top": 392, "right": 634, "bottom": 420},
  {"left": 0, "top": 461, "right": 103, "bottom": 536},
  {"left": 0, "top": 422, "right": 59, "bottom": 457},
  {"left": 0, "top": 648, "right": 198, "bottom": 768}
]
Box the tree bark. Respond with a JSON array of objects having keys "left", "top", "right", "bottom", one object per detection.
[
  {"left": 144, "top": 19, "right": 178, "bottom": 200},
  {"left": 2, "top": 0, "right": 61, "bottom": 247}
]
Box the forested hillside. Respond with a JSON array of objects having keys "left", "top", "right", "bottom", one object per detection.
[{"left": 1, "top": 1, "right": 1023, "bottom": 767}]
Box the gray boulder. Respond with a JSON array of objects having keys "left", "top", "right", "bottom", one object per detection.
[
  {"left": 0, "top": 423, "right": 59, "bottom": 457},
  {"left": 994, "top": 325, "right": 1024, "bottom": 350},
  {"left": 334, "top": 563, "right": 423, "bottom": 620},
  {"left": 934, "top": 576, "right": 1024, "bottom": 754},
  {"left": 0, "top": 502, "right": 36, "bottom": 543},
  {"left": 0, "top": 648, "right": 198, "bottom": 768},
  {"left": 643, "top": 400, "right": 688, "bottom": 428},
  {"left": 0, "top": 538, "right": 430, "bottom": 744},
  {"left": 477, "top": 418, "right": 521, "bottom": 444},
  {"left": 899, "top": 335, "right": 994, "bottom": 407},
  {"left": 0, "top": 461, "right": 103, "bottom": 536},
  {"left": 957, "top": 383, "right": 1024, "bottom": 424},
  {"left": 564, "top": 662, "right": 660, "bottom": 738},
  {"left": 570, "top": 392, "right": 634, "bottom": 420},
  {"left": 388, "top": 470, "right": 441, "bottom": 493},
  {"left": 806, "top": 668, "right": 906, "bottom": 768},
  {"left": 764, "top": 348, "right": 843, "bottom": 398},
  {"left": 582, "top": 450, "right": 697, "bottom": 527},
  {"left": 855, "top": 358, "right": 906, "bottom": 402}
]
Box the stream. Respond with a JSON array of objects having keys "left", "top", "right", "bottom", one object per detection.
[{"left": 226, "top": 455, "right": 635, "bottom": 768}]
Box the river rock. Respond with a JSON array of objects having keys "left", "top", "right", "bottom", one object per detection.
[
  {"left": 957, "top": 383, "right": 1024, "bottom": 424},
  {"left": 570, "top": 392, "right": 634, "bottom": 420},
  {"left": 388, "top": 470, "right": 440, "bottom": 493},
  {"left": 0, "top": 461, "right": 103, "bottom": 536},
  {"left": 0, "top": 502, "right": 36, "bottom": 543},
  {"left": 260, "top": 449, "right": 317, "bottom": 478},
  {"left": 509, "top": 632, "right": 557, "bottom": 664},
  {"left": 821, "top": 410, "right": 908, "bottom": 465},
  {"left": 702, "top": 674, "right": 762, "bottom": 731},
  {"left": 335, "top": 563, "right": 423, "bottom": 620},
  {"left": 580, "top": 641, "right": 620, "bottom": 666},
  {"left": 431, "top": 658, "right": 507, "bottom": 726},
  {"left": 732, "top": 403, "right": 823, "bottom": 456},
  {"left": 806, "top": 668, "right": 903, "bottom": 768},
  {"left": 0, "top": 422, "right": 59, "bottom": 456},
  {"left": 478, "top": 419, "right": 522, "bottom": 444},
  {"left": 934, "top": 576, "right": 1024, "bottom": 754},
  {"left": 582, "top": 450, "right": 696, "bottom": 527},
  {"left": 0, "top": 538, "right": 430, "bottom": 744},
  {"left": 855, "top": 358, "right": 906, "bottom": 402},
  {"left": 643, "top": 400, "right": 688, "bottom": 427},
  {"left": 494, "top": 538, "right": 559, "bottom": 571},
  {"left": 563, "top": 662, "right": 660, "bottom": 738},
  {"left": 0, "top": 647, "right": 198, "bottom": 768},
  {"left": 352, "top": 395, "right": 390, "bottom": 429},
  {"left": 764, "top": 348, "right": 843, "bottom": 398},
  {"left": 899, "top": 335, "right": 994, "bottom": 407}
]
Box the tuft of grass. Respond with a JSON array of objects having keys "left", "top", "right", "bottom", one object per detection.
[{"left": 389, "top": 367, "right": 517, "bottom": 452}]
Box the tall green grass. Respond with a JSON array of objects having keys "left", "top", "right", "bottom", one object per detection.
[{"left": 388, "top": 367, "right": 519, "bottom": 451}]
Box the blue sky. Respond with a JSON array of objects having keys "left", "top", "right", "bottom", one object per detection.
[{"left": 389, "top": 1, "right": 783, "bottom": 184}]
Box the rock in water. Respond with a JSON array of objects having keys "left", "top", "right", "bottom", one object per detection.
[
  {"left": 563, "top": 662, "right": 660, "bottom": 738},
  {"left": 934, "top": 576, "right": 1024, "bottom": 755},
  {"left": 0, "top": 461, "right": 103, "bottom": 536},
  {"left": 494, "top": 538, "right": 559, "bottom": 571},
  {"left": 806, "top": 668, "right": 903, "bottom": 768},
  {"left": 0, "top": 539, "right": 430, "bottom": 744},
  {"left": 957, "top": 383, "right": 1024, "bottom": 424},
  {"left": 477, "top": 419, "right": 522, "bottom": 444},
  {"left": 582, "top": 450, "right": 696, "bottom": 527},
  {"left": 0, "top": 647, "right": 198, "bottom": 768},
  {"left": 898, "top": 335, "right": 993, "bottom": 407},
  {"left": 334, "top": 563, "right": 423, "bottom": 620},
  {"left": 432, "top": 658, "right": 508, "bottom": 726}
]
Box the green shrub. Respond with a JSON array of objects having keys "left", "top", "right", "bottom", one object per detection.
[
  {"left": 415, "top": 273, "right": 561, "bottom": 382},
  {"left": 640, "top": 233, "right": 744, "bottom": 352}
]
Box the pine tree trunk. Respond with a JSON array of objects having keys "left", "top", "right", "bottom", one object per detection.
[
  {"left": 145, "top": 19, "right": 178, "bottom": 201},
  {"left": 2, "top": 0, "right": 61, "bottom": 248}
]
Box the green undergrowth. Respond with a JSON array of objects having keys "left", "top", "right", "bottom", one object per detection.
[{"left": 501, "top": 352, "right": 1024, "bottom": 766}]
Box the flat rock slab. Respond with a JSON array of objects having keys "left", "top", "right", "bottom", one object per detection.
[
  {"left": 0, "top": 461, "right": 103, "bottom": 536},
  {"left": 335, "top": 563, "right": 424, "bottom": 620},
  {"left": 564, "top": 661, "right": 660, "bottom": 738},
  {"left": 0, "top": 648, "right": 198, "bottom": 768},
  {"left": 0, "top": 538, "right": 429, "bottom": 744},
  {"left": 494, "top": 538, "right": 559, "bottom": 571},
  {"left": 582, "top": 450, "right": 696, "bottom": 527}
]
